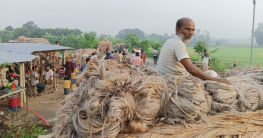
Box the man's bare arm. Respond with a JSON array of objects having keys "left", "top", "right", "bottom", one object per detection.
[
  {"left": 180, "top": 58, "right": 213, "bottom": 80},
  {"left": 180, "top": 58, "right": 231, "bottom": 84}
]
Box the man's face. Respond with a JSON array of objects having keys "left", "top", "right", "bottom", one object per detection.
[
  {"left": 36, "top": 67, "right": 39, "bottom": 71},
  {"left": 46, "top": 66, "right": 50, "bottom": 71},
  {"left": 176, "top": 19, "right": 195, "bottom": 43},
  {"left": 204, "top": 51, "right": 207, "bottom": 54},
  {"left": 66, "top": 57, "right": 70, "bottom": 62}
]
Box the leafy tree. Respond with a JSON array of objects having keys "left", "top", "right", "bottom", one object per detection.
[
  {"left": 83, "top": 32, "right": 98, "bottom": 48},
  {"left": 125, "top": 34, "right": 141, "bottom": 50},
  {"left": 5, "top": 25, "right": 14, "bottom": 31},
  {"left": 193, "top": 41, "right": 208, "bottom": 58},
  {"left": 116, "top": 28, "right": 145, "bottom": 39},
  {"left": 255, "top": 22, "right": 263, "bottom": 46},
  {"left": 22, "top": 21, "right": 39, "bottom": 30},
  {"left": 13, "top": 28, "right": 31, "bottom": 39},
  {"left": 189, "top": 30, "right": 211, "bottom": 45},
  {"left": 0, "top": 37, "right": 2, "bottom": 43},
  {"left": 147, "top": 33, "right": 170, "bottom": 42},
  {"left": 0, "top": 30, "right": 14, "bottom": 42},
  {"left": 140, "top": 40, "right": 151, "bottom": 51}
]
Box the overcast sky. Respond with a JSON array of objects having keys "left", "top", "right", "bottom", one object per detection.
[{"left": 0, "top": 0, "right": 262, "bottom": 39}]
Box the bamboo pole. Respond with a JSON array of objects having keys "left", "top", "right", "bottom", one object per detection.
[
  {"left": 53, "top": 52, "right": 57, "bottom": 90},
  {"left": 33, "top": 61, "right": 37, "bottom": 97}
]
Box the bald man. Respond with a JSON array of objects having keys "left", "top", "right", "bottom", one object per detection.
[
  {"left": 57, "top": 56, "right": 75, "bottom": 80},
  {"left": 157, "top": 17, "right": 230, "bottom": 84}
]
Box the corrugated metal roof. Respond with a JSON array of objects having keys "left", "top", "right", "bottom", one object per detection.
[
  {"left": 0, "top": 43, "right": 74, "bottom": 54},
  {"left": 0, "top": 51, "right": 37, "bottom": 64}
]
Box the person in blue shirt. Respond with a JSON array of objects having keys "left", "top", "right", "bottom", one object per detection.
[
  {"left": 80, "top": 57, "right": 91, "bottom": 72},
  {"left": 105, "top": 49, "right": 111, "bottom": 59}
]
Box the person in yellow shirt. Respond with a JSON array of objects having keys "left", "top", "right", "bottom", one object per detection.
[{"left": 118, "top": 51, "right": 123, "bottom": 62}]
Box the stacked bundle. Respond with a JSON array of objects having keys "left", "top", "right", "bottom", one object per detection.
[
  {"left": 97, "top": 41, "right": 112, "bottom": 52},
  {"left": 52, "top": 60, "right": 263, "bottom": 138},
  {"left": 69, "top": 49, "right": 97, "bottom": 61},
  {"left": 9, "top": 36, "right": 50, "bottom": 44}
]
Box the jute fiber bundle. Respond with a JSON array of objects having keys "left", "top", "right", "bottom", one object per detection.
[
  {"left": 97, "top": 41, "right": 112, "bottom": 52},
  {"left": 52, "top": 60, "right": 263, "bottom": 138},
  {"left": 70, "top": 49, "right": 97, "bottom": 60},
  {"left": 120, "top": 110, "right": 263, "bottom": 138},
  {"left": 9, "top": 36, "right": 50, "bottom": 44}
]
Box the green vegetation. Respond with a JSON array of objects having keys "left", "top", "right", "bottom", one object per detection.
[
  {"left": 188, "top": 46, "right": 263, "bottom": 68},
  {"left": 255, "top": 22, "right": 263, "bottom": 46},
  {"left": 2, "top": 124, "right": 51, "bottom": 138}
]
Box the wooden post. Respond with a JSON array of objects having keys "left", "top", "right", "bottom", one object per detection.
[
  {"left": 53, "top": 52, "right": 57, "bottom": 90},
  {"left": 71, "top": 73, "right": 77, "bottom": 90},
  {"left": 19, "top": 63, "right": 25, "bottom": 106},
  {"left": 64, "top": 80, "right": 70, "bottom": 99},
  {"left": 33, "top": 61, "right": 37, "bottom": 97}
]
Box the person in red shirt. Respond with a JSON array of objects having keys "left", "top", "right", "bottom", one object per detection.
[
  {"left": 140, "top": 50, "right": 147, "bottom": 64},
  {"left": 114, "top": 50, "right": 119, "bottom": 61},
  {"left": 57, "top": 56, "right": 75, "bottom": 80},
  {"left": 130, "top": 52, "right": 143, "bottom": 66}
]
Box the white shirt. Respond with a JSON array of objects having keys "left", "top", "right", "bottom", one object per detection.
[
  {"left": 157, "top": 35, "right": 190, "bottom": 76},
  {"left": 137, "top": 50, "right": 141, "bottom": 55},
  {"left": 31, "top": 71, "right": 39, "bottom": 86},
  {"left": 153, "top": 50, "right": 158, "bottom": 56},
  {"left": 43, "top": 69, "right": 54, "bottom": 81},
  {"left": 91, "top": 55, "right": 97, "bottom": 60},
  {"left": 131, "top": 53, "right": 136, "bottom": 59},
  {"left": 202, "top": 54, "right": 210, "bottom": 64}
]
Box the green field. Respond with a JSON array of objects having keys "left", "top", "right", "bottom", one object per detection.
[{"left": 187, "top": 46, "right": 263, "bottom": 68}]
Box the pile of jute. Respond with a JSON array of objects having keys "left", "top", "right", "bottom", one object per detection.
[
  {"left": 52, "top": 60, "right": 263, "bottom": 138},
  {"left": 9, "top": 36, "right": 50, "bottom": 44}
]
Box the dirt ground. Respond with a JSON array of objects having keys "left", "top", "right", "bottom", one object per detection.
[
  {"left": 27, "top": 78, "right": 65, "bottom": 120},
  {"left": 0, "top": 78, "right": 65, "bottom": 129}
]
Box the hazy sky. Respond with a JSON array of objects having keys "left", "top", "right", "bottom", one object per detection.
[{"left": 0, "top": 0, "right": 262, "bottom": 39}]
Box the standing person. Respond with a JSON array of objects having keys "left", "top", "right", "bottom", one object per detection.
[
  {"left": 202, "top": 50, "right": 210, "bottom": 71},
  {"left": 131, "top": 50, "right": 136, "bottom": 60},
  {"left": 152, "top": 48, "right": 158, "bottom": 64},
  {"left": 115, "top": 50, "right": 119, "bottom": 61},
  {"left": 57, "top": 56, "right": 75, "bottom": 80},
  {"left": 122, "top": 49, "right": 126, "bottom": 56},
  {"left": 105, "top": 49, "right": 111, "bottom": 59},
  {"left": 157, "top": 17, "right": 230, "bottom": 84},
  {"left": 31, "top": 66, "right": 46, "bottom": 96},
  {"left": 133, "top": 47, "right": 137, "bottom": 53},
  {"left": 110, "top": 51, "right": 116, "bottom": 59},
  {"left": 118, "top": 51, "right": 123, "bottom": 62},
  {"left": 6, "top": 65, "right": 20, "bottom": 83},
  {"left": 137, "top": 48, "right": 141, "bottom": 55},
  {"left": 79, "top": 57, "right": 91, "bottom": 72},
  {"left": 130, "top": 52, "right": 143, "bottom": 66},
  {"left": 140, "top": 50, "right": 147, "bottom": 64},
  {"left": 42, "top": 65, "right": 54, "bottom": 84}
]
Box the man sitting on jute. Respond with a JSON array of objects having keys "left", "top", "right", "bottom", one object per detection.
[{"left": 157, "top": 17, "right": 230, "bottom": 84}]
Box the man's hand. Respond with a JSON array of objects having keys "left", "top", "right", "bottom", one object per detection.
[{"left": 213, "top": 78, "right": 231, "bottom": 85}]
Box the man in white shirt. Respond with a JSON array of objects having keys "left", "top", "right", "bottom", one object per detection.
[
  {"left": 152, "top": 48, "right": 158, "bottom": 64},
  {"left": 31, "top": 66, "right": 46, "bottom": 96},
  {"left": 42, "top": 65, "right": 54, "bottom": 83},
  {"left": 131, "top": 50, "right": 136, "bottom": 60},
  {"left": 157, "top": 17, "right": 230, "bottom": 84},
  {"left": 137, "top": 48, "right": 141, "bottom": 55},
  {"left": 202, "top": 50, "right": 210, "bottom": 71}
]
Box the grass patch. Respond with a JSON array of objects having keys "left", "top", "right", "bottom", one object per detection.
[{"left": 187, "top": 46, "right": 263, "bottom": 68}]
